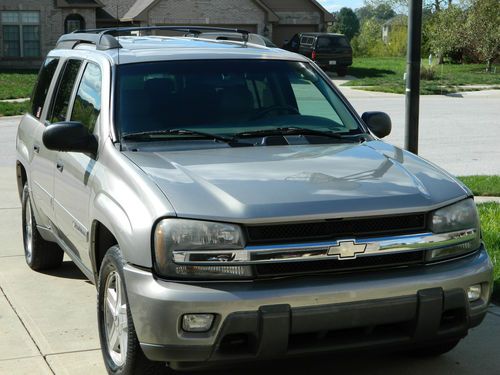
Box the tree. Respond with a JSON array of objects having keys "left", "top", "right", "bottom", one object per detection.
[
  {"left": 427, "top": 5, "right": 467, "bottom": 61},
  {"left": 465, "top": 0, "right": 500, "bottom": 71},
  {"left": 351, "top": 18, "right": 385, "bottom": 56},
  {"left": 366, "top": 0, "right": 453, "bottom": 13},
  {"left": 356, "top": 4, "right": 396, "bottom": 23},
  {"left": 330, "top": 7, "right": 360, "bottom": 40}
]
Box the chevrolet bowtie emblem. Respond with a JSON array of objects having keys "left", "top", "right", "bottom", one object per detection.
[{"left": 328, "top": 240, "right": 367, "bottom": 259}]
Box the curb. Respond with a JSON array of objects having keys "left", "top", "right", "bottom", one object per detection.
[{"left": 474, "top": 196, "right": 500, "bottom": 204}]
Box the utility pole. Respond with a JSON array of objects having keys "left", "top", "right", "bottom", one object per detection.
[{"left": 405, "top": 0, "right": 423, "bottom": 154}]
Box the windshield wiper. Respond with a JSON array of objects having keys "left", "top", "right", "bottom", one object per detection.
[
  {"left": 122, "top": 129, "right": 249, "bottom": 146},
  {"left": 232, "top": 127, "right": 357, "bottom": 141}
]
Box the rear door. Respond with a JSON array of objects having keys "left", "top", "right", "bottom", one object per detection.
[
  {"left": 298, "top": 35, "right": 315, "bottom": 58},
  {"left": 314, "top": 35, "right": 352, "bottom": 66},
  {"left": 22, "top": 57, "right": 60, "bottom": 227},
  {"left": 53, "top": 61, "right": 102, "bottom": 270}
]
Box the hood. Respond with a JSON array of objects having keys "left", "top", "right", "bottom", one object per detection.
[{"left": 123, "top": 141, "right": 468, "bottom": 223}]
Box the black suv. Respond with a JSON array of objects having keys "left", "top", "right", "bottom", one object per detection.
[{"left": 283, "top": 33, "right": 353, "bottom": 76}]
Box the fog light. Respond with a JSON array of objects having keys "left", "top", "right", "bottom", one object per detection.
[
  {"left": 182, "top": 314, "right": 215, "bottom": 332},
  {"left": 467, "top": 284, "right": 482, "bottom": 302}
]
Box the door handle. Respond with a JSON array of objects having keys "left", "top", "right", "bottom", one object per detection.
[
  {"left": 33, "top": 144, "right": 40, "bottom": 153},
  {"left": 56, "top": 162, "right": 64, "bottom": 172}
]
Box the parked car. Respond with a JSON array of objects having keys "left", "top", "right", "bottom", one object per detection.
[
  {"left": 17, "top": 26, "right": 492, "bottom": 375},
  {"left": 283, "top": 32, "right": 353, "bottom": 76}
]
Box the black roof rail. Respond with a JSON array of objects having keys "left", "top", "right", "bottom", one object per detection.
[{"left": 55, "top": 26, "right": 251, "bottom": 50}]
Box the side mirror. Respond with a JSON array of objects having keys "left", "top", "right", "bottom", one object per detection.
[
  {"left": 43, "top": 121, "right": 97, "bottom": 156},
  {"left": 361, "top": 111, "right": 392, "bottom": 139}
]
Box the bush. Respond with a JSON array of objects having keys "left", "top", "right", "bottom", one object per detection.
[{"left": 420, "top": 65, "right": 436, "bottom": 80}]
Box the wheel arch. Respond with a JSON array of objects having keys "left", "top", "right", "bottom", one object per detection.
[
  {"left": 16, "top": 161, "right": 28, "bottom": 200},
  {"left": 91, "top": 220, "right": 119, "bottom": 284}
]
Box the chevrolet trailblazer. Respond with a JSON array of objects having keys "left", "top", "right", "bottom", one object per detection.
[{"left": 16, "top": 27, "right": 492, "bottom": 374}]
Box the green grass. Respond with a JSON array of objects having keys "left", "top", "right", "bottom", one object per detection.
[
  {"left": 477, "top": 203, "right": 500, "bottom": 302},
  {"left": 0, "top": 101, "right": 30, "bottom": 116},
  {"left": 345, "top": 57, "right": 500, "bottom": 95},
  {"left": 458, "top": 176, "right": 500, "bottom": 197},
  {"left": 0, "top": 72, "right": 37, "bottom": 100}
]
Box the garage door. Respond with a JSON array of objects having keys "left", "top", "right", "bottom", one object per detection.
[
  {"left": 272, "top": 25, "right": 318, "bottom": 47},
  {"left": 155, "top": 24, "right": 258, "bottom": 36}
]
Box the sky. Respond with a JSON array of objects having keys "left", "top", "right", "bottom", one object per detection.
[{"left": 317, "top": 0, "right": 366, "bottom": 12}]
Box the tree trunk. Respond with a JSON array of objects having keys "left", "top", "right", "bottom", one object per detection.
[{"left": 487, "top": 59, "right": 492, "bottom": 72}]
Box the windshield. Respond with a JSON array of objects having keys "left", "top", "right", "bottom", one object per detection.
[{"left": 115, "top": 60, "right": 362, "bottom": 139}]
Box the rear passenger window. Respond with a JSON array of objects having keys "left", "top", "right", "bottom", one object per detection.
[
  {"left": 71, "top": 63, "right": 102, "bottom": 133},
  {"left": 49, "top": 59, "right": 82, "bottom": 123},
  {"left": 31, "top": 57, "right": 59, "bottom": 119},
  {"left": 300, "top": 36, "right": 314, "bottom": 46}
]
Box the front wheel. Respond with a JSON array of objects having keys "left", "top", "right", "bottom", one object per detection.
[
  {"left": 21, "top": 183, "right": 63, "bottom": 270},
  {"left": 97, "top": 246, "right": 169, "bottom": 375}
]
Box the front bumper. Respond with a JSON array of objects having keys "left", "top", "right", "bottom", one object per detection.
[{"left": 123, "top": 247, "right": 493, "bottom": 364}]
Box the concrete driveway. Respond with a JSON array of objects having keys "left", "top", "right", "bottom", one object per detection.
[{"left": 1, "top": 89, "right": 499, "bottom": 374}]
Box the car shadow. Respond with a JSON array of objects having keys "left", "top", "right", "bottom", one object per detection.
[
  {"left": 191, "top": 349, "right": 457, "bottom": 375},
  {"left": 348, "top": 67, "right": 396, "bottom": 79},
  {"left": 40, "top": 260, "right": 90, "bottom": 282}
]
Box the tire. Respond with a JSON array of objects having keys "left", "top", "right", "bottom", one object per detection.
[
  {"left": 408, "top": 339, "right": 461, "bottom": 357},
  {"left": 22, "top": 183, "right": 64, "bottom": 270},
  {"left": 97, "top": 245, "right": 169, "bottom": 375},
  {"left": 336, "top": 66, "right": 348, "bottom": 77}
]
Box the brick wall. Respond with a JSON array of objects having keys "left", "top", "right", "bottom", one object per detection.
[
  {"left": 0, "top": 1, "right": 96, "bottom": 70},
  {"left": 148, "top": 0, "right": 267, "bottom": 33}
]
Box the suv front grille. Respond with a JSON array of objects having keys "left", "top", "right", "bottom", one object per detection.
[
  {"left": 255, "top": 251, "right": 425, "bottom": 277},
  {"left": 245, "top": 213, "right": 427, "bottom": 245}
]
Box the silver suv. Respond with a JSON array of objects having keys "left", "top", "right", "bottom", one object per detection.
[{"left": 16, "top": 27, "right": 493, "bottom": 374}]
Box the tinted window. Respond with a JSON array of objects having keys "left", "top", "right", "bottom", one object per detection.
[
  {"left": 31, "top": 57, "right": 59, "bottom": 119},
  {"left": 317, "top": 36, "right": 350, "bottom": 49},
  {"left": 49, "top": 59, "right": 82, "bottom": 123},
  {"left": 116, "top": 60, "right": 360, "bottom": 137},
  {"left": 71, "top": 63, "right": 102, "bottom": 133}
]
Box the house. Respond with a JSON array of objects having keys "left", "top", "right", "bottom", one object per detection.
[
  {"left": 0, "top": 0, "right": 333, "bottom": 69},
  {"left": 382, "top": 14, "right": 407, "bottom": 43}
]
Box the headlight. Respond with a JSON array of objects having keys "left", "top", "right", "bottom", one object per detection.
[
  {"left": 427, "top": 199, "right": 481, "bottom": 261},
  {"left": 154, "top": 219, "right": 252, "bottom": 279}
]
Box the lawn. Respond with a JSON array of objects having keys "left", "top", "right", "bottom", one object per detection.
[
  {"left": 0, "top": 72, "right": 37, "bottom": 100},
  {"left": 0, "top": 101, "right": 30, "bottom": 117},
  {"left": 458, "top": 176, "right": 500, "bottom": 197},
  {"left": 344, "top": 57, "right": 500, "bottom": 95},
  {"left": 477, "top": 203, "right": 500, "bottom": 301}
]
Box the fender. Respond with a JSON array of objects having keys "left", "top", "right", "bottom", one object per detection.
[{"left": 91, "top": 190, "right": 153, "bottom": 272}]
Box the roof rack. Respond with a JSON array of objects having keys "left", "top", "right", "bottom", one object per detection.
[{"left": 55, "top": 26, "right": 251, "bottom": 50}]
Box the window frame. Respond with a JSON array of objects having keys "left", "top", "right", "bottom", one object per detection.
[
  {"left": 47, "top": 58, "right": 85, "bottom": 125},
  {"left": 1, "top": 10, "right": 41, "bottom": 58},
  {"left": 31, "top": 57, "right": 61, "bottom": 120}
]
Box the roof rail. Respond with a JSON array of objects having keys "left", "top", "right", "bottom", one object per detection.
[{"left": 55, "top": 26, "right": 251, "bottom": 50}]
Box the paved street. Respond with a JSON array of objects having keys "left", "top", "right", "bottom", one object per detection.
[
  {"left": 333, "top": 79, "right": 500, "bottom": 176},
  {"left": 0, "top": 87, "right": 499, "bottom": 374}
]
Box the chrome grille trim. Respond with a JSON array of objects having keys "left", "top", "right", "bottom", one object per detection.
[{"left": 172, "top": 228, "right": 477, "bottom": 266}]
